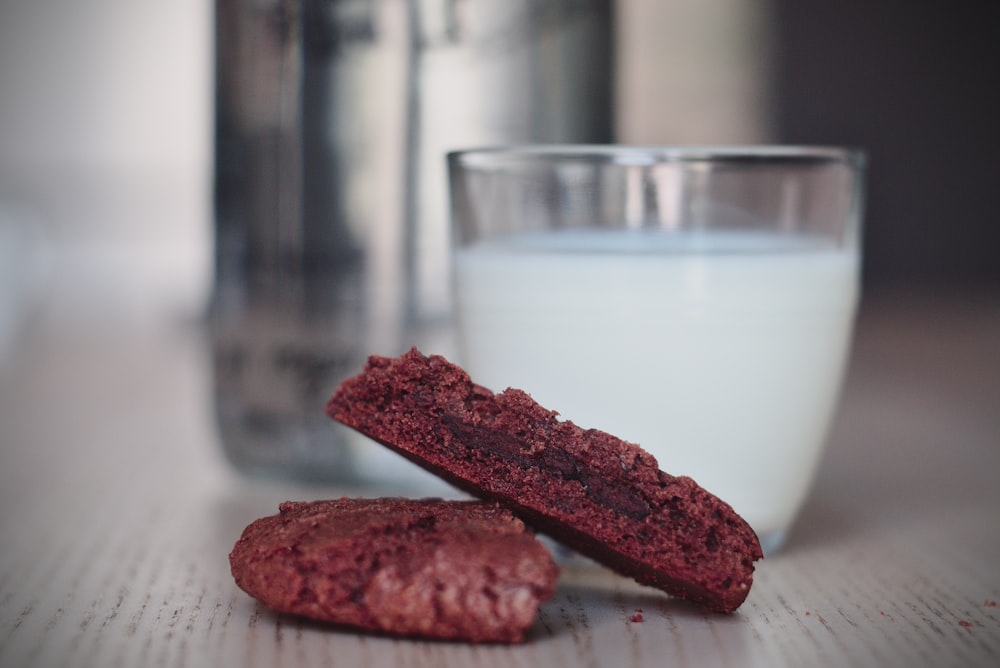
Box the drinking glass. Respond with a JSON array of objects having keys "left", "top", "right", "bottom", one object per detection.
[{"left": 448, "top": 145, "right": 866, "bottom": 553}]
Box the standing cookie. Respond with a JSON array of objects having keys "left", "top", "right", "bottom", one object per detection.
[{"left": 327, "top": 348, "right": 763, "bottom": 613}]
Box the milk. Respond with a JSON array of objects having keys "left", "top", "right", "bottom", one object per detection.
[{"left": 453, "top": 228, "right": 859, "bottom": 547}]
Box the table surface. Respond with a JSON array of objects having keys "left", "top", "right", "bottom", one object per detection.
[{"left": 1, "top": 290, "right": 998, "bottom": 668}]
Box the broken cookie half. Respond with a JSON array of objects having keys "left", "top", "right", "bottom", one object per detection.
[{"left": 327, "top": 347, "right": 763, "bottom": 613}]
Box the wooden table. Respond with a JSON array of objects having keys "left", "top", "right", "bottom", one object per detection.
[{"left": 1, "top": 290, "right": 998, "bottom": 667}]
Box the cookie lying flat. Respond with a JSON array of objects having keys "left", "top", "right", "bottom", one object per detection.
[
  {"left": 229, "top": 498, "right": 558, "bottom": 643},
  {"left": 326, "top": 348, "right": 763, "bottom": 613}
]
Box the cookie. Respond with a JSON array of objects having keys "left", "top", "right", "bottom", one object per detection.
[
  {"left": 326, "top": 348, "right": 763, "bottom": 613},
  {"left": 229, "top": 498, "right": 558, "bottom": 642}
]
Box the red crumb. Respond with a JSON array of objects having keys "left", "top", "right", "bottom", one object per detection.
[
  {"left": 805, "top": 611, "right": 811, "bottom": 616},
  {"left": 985, "top": 600, "right": 997, "bottom": 607},
  {"left": 880, "top": 611, "right": 885, "bottom": 616},
  {"left": 958, "top": 620, "right": 975, "bottom": 628},
  {"left": 629, "top": 612, "right": 644, "bottom": 623}
]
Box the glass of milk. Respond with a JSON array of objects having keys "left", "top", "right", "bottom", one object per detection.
[{"left": 447, "top": 146, "right": 865, "bottom": 554}]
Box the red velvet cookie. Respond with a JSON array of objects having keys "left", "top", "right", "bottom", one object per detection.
[
  {"left": 326, "top": 348, "right": 763, "bottom": 613},
  {"left": 229, "top": 498, "right": 558, "bottom": 643}
]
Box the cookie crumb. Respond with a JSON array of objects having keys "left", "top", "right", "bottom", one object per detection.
[
  {"left": 805, "top": 611, "right": 811, "bottom": 616},
  {"left": 984, "top": 600, "right": 997, "bottom": 607},
  {"left": 958, "top": 620, "right": 974, "bottom": 628},
  {"left": 629, "top": 610, "right": 644, "bottom": 623}
]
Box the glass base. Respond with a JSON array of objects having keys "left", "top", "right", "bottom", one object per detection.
[
  {"left": 757, "top": 529, "right": 789, "bottom": 556},
  {"left": 216, "top": 406, "right": 460, "bottom": 497},
  {"left": 546, "top": 528, "right": 789, "bottom": 568}
]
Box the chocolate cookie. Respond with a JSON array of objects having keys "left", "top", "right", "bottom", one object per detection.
[
  {"left": 229, "top": 498, "right": 558, "bottom": 643},
  {"left": 326, "top": 348, "right": 763, "bottom": 613}
]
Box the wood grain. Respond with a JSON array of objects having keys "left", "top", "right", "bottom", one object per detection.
[{"left": 1, "top": 293, "right": 998, "bottom": 667}]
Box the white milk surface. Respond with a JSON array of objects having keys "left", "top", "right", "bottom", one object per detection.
[{"left": 454, "top": 228, "right": 859, "bottom": 544}]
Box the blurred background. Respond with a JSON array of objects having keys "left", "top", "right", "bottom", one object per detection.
[{"left": 0, "top": 0, "right": 997, "bottom": 345}]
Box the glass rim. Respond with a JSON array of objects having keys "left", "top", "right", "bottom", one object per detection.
[{"left": 448, "top": 144, "right": 866, "bottom": 169}]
